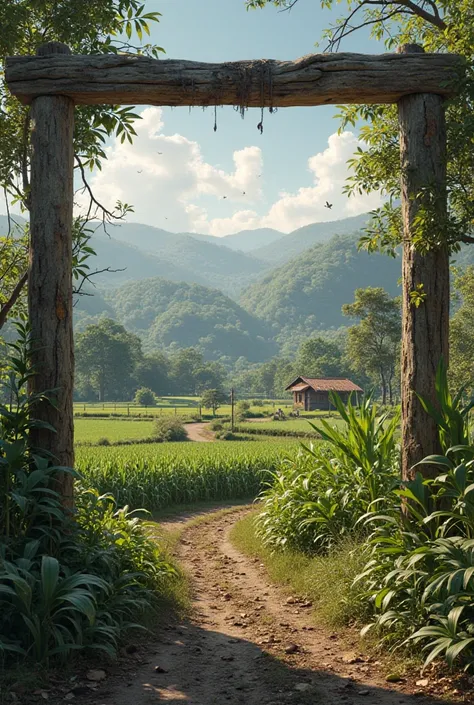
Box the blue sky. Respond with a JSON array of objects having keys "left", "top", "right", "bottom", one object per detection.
[
  {"left": 3, "top": 0, "right": 385, "bottom": 236},
  {"left": 140, "top": 0, "right": 381, "bottom": 227}
]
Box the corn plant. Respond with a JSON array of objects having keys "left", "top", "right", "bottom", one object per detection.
[{"left": 256, "top": 395, "right": 399, "bottom": 554}]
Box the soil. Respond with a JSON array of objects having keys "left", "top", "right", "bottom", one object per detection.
[
  {"left": 184, "top": 423, "right": 214, "bottom": 442},
  {"left": 21, "top": 507, "right": 467, "bottom": 705}
]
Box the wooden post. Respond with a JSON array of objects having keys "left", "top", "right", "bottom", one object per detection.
[
  {"left": 28, "top": 43, "right": 75, "bottom": 503},
  {"left": 231, "top": 388, "right": 235, "bottom": 432},
  {"left": 398, "top": 45, "right": 449, "bottom": 480}
]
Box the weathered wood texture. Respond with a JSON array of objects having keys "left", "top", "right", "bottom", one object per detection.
[
  {"left": 28, "top": 61, "right": 75, "bottom": 500},
  {"left": 5, "top": 52, "right": 462, "bottom": 107},
  {"left": 398, "top": 90, "right": 449, "bottom": 481}
]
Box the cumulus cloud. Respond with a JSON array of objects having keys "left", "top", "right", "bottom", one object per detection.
[
  {"left": 76, "top": 107, "right": 263, "bottom": 233},
  {"left": 75, "top": 107, "right": 382, "bottom": 236}
]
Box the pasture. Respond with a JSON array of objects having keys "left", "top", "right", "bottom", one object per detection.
[{"left": 74, "top": 418, "right": 158, "bottom": 445}]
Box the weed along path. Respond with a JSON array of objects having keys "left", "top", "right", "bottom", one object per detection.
[
  {"left": 87, "top": 507, "right": 457, "bottom": 705},
  {"left": 185, "top": 422, "right": 214, "bottom": 442}
]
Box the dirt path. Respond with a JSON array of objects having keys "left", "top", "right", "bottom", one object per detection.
[
  {"left": 185, "top": 422, "right": 214, "bottom": 442},
  {"left": 80, "top": 507, "right": 460, "bottom": 705}
]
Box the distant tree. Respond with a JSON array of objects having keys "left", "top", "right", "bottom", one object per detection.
[
  {"left": 169, "top": 348, "right": 226, "bottom": 395},
  {"left": 295, "top": 337, "right": 347, "bottom": 378},
  {"left": 134, "top": 353, "right": 171, "bottom": 396},
  {"left": 201, "top": 388, "right": 228, "bottom": 416},
  {"left": 75, "top": 319, "right": 142, "bottom": 401},
  {"left": 342, "top": 288, "right": 401, "bottom": 404},
  {"left": 450, "top": 267, "right": 474, "bottom": 393},
  {"left": 135, "top": 387, "right": 156, "bottom": 407}
]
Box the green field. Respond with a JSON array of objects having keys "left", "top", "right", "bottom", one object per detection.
[
  {"left": 75, "top": 418, "right": 158, "bottom": 445},
  {"left": 76, "top": 440, "right": 299, "bottom": 510}
]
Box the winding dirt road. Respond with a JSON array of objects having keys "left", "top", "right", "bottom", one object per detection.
[
  {"left": 184, "top": 422, "right": 214, "bottom": 442},
  {"left": 85, "top": 507, "right": 460, "bottom": 705}
]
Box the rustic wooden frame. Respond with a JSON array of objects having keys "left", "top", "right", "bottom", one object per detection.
[{"left": 4, "top": 42, "right": 461, "bottom": 487}]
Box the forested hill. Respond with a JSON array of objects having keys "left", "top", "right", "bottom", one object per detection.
[
  {"left": 239, "top": 232, "right": 402, "bottom": 348},
  {"left": 90, "top": 225, "right": 265, "bottom": 298},
  {"left": 104, "top": 277, "right": 277, "bottom": 362},
  {"left": 251, "top": 213, "right": 370, "bottom": 266}
]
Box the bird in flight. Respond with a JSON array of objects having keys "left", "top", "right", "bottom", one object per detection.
[
  {"left": 137, "top": 170, "right": 143, "bottom": 173},
  {"left": 242, "top": 191, "right": 246, "bottom": 195},
  {"left": 325, "top": 201, "right": 333, "bottom": 209},
  {"left": 156, "top": 151, "right": 163, "bottom": 155},
  {"left": 223, "top": 196, "right": 227, "bottom": 199}
]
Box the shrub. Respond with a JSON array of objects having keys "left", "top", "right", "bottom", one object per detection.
[
  {"left": 97, "top": 436, "right": 111, "bottom": 446},
  {"left": 351, "top": 362, "right": 474, "bottom": 671},
  {"left": 210, "top": 421, "right": 224, "bottom": 431},
  {"left": 154, "top": 416, "right": 188, "bottom": 442},
  {"left": 135, "top": 387, "right": 156, "bottom": 407},
  {"left": 256, "top": 394, "right": 400, "bottom": 554},
  {"left": 0, "top": 328, "right": 176, "bottom": 664}
]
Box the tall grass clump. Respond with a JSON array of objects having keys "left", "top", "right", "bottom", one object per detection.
[
  {"left": 256, "top": 394, "right": 400, "bottom": 554},
  {"left": 352, "top": 363, "right": 474, "bottom": 671},
  {"left": 0, "top": 326, "right": 177, "bottom": 665}
]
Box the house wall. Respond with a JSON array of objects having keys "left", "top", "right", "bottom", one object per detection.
[{"left": 293, "top": 390, "right": 355, "bottom": 410}]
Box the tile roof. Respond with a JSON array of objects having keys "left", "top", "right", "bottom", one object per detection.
[{"left": 286, "top": 377, "right": 363, "bottom": 393}]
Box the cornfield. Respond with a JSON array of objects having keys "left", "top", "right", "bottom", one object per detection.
[{"left": 76, "top": 441, "right": 299, "bottom": 510}]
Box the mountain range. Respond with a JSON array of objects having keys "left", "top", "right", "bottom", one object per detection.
[{"left": 4, "top": 212, "right": 474, "bottom": 363}]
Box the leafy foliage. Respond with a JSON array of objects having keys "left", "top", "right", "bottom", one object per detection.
[
  {"left": 342, "top": 287, "right": 401, "bottom": 404},
  {"left": 0, "top": 332, "right": 176, "bottom": 664},
  {"left": 135, "top": 387, "right": 156, "bottom": 407},
  {"left": 256, "top": 394, "right": 399, "bottom": 554},
  {"left": 153, "top": 416, "right": 188, "bottom": 443}
]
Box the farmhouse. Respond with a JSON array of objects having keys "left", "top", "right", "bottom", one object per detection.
[{"left": 286, "top": 377, "right": 363, "bottom": 411}]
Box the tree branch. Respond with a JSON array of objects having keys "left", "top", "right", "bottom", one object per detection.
[{"left": 0, "top": 271, "right": 27, "bottom": 331}]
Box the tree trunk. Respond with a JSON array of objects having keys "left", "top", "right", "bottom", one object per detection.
[
  {"left": 28, "top": 43, "right": 75, "bottom": 505},
  {"left": 380, "top": 370, "right": 387, "bottom": 405},
  {"left": 397, "top": 47, "right": 449, "bottom": 481}
]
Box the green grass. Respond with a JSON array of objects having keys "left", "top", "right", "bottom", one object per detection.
[
  {"left": 230, "top": 512, "right": 370, "bottom": 628},
  {"left": 76, "top": 440, "right": 299, "bottom": 511},
  {"left": 75, "top": 418, "right": 158, "bottom": 445}
]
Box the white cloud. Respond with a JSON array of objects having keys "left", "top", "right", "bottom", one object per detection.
[
  {"left": 76, "top": 107, "right": 263, "bottom": 233},
  {"left": 73, "top": 107, "right": 382, "bottom": 236}
]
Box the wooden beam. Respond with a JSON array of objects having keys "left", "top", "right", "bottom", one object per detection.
[
  {"left": 28, "top": 43, "right": 75, "bottom": 502},
  {"left": 5, "top": 52, "right": 463, "bottom": 107}
]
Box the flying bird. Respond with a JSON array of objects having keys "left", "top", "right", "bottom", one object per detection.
[
  {"left": 137, "top": 170, "right": 143, "bottom": 173},
  {"left": 223, "top": 196, "right": 227, "bottom": 199},
  {"left": 242, "top": 191, "right": 246, "bottom": 195},
  {"left": 156, "top": 151, "right": 163, "bottom": 155},
  {"left": 325, "top": 201, "right": 333, "bottom": 209}
]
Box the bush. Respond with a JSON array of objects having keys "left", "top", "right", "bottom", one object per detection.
[
  {"left": 97, "top": 436, "right": 111, "bottom": 446},
  {"left": 0, "top": 329, "right": 176, "bottom": 664},
  {"left": 210, "top": 421, "right": 224, "bottom": 431},
  {"left": 351, "top": 363, "right": 474, "bottom": 671},
  {"left": 154, "top": 416, "right": 188, "bottom": 442},
  {"left": 135, "top": 387, "right": 156, "bottom": 407},
  {"left": 256, "top": 394, "right": 400, "bottom": 554},
  {"left": 252, "top": 399, "right": 264, "bottom": 407}
]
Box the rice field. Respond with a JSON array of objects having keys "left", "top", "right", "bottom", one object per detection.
[{"left": 76, "top": 440, "right": 300, "bottom": 510}]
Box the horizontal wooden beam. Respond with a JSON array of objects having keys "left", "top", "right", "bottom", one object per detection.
[{"left": 5, "top": 52, "right": 462, "bottom": 107}]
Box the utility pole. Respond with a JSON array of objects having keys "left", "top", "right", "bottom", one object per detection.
[{"left": 231, "top": 388, "right": 235, "bottom": 432}]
